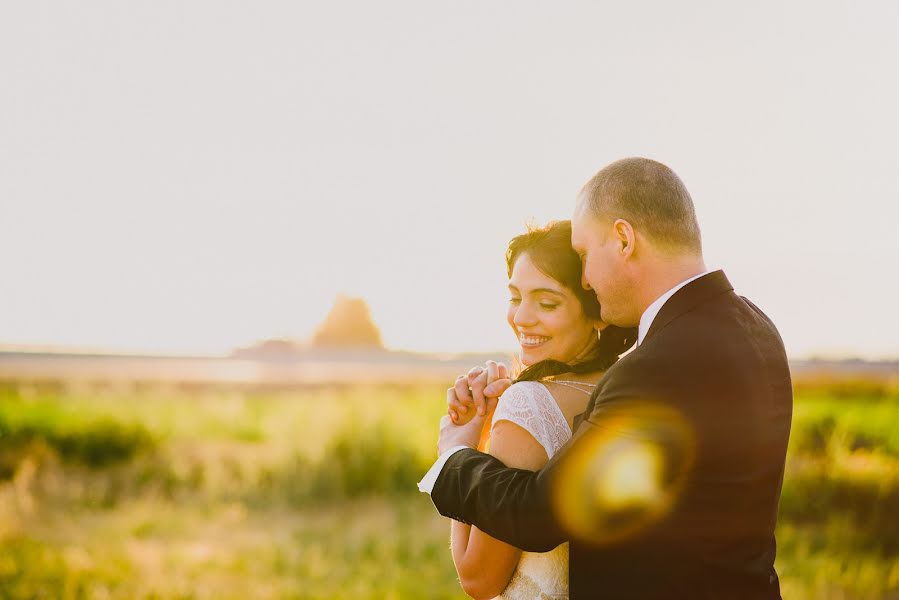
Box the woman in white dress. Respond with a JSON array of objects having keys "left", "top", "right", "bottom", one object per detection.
[{"left": 447, "top": 220, "right": 636, "bottom": 599}]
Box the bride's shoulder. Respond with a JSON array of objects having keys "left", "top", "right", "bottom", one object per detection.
[
  {"left": 496, "top": 380, "right": 550, "bottom": 412},
  {"left": 499, "top": 380, "right": 543, "bottom": 400},
  {"left": 492, "top": 381, "right": 567, "bottom": 461}
]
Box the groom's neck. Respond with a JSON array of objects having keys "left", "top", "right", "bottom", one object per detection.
[{"left": 635, "top": 255, "right": 709, "bottom": 318}]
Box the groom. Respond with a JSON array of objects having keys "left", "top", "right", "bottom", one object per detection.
[{"left": 420, "top": 158, "right": 792, "bottom": 599}]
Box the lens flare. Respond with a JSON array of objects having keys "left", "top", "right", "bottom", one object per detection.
[
  {"left": 551, "top": 400, "right": 695, "bottom": 545},
  {"left": 592, "top": 438, "right": 664, "bottom": 509}
]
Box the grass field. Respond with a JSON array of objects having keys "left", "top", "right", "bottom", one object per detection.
[{"left": 1, "top": 379, "right": 898, "bottom": 599}]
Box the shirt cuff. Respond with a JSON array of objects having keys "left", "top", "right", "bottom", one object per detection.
[{"left": 417, "top": 445, "right": 470, "bottom": 494}]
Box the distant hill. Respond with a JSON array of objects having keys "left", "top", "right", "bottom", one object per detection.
[
  {"left": 311, "top": 294, "right": 383, "bottom": 349},
  {"left": 230, "top": 294, "right": 385, "bottom": 360},
  {"left": 230, "top": 338, "right": 305, "bottom": 361}
]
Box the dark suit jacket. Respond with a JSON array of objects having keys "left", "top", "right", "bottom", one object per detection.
[{"left": 430, "top": 271, "right": 792, "bottom": 599}]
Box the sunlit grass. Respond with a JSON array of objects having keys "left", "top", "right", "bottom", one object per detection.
[
  {"left": 0, "top": 498, "right": 461, "bottom": 599},
  {"left": 0, "top": 381, "right": 463, "bottom": 599},
  {"left": 0, "top": 380, "right": 898, "bottom": 598}
]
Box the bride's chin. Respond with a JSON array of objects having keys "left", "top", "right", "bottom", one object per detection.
[{"left": 519, "top": 348, "right": 546, "bottom": 366}]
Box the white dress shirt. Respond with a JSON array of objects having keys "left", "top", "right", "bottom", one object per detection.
[{"left": 418, "top": 268, "right": 715, "bottom": 495}]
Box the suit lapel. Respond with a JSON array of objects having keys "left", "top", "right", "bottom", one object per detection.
[{"left": 643, "top": 270, "right": 733, "bottom": 343}]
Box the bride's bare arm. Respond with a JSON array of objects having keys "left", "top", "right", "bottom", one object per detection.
[{"left": 450, "top": 419, "right": 549, "bottom": 599}]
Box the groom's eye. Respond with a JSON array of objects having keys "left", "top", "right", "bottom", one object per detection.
[{"left": 539, "top": 303, "right": 558, "bottom": 311}]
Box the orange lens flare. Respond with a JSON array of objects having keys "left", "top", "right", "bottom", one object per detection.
[{"left": 551, "top": 400, "right": 695, "bottom": 545}]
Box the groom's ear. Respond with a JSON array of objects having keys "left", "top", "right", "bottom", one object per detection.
[{"left": 613, "top": 219, "right": 636, "bottom": 258}]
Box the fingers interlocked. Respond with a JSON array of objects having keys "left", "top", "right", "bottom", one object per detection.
[{"left": 447, "top": 361, "right": 513, "bottom": 424}]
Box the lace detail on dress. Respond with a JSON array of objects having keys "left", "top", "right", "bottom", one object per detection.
[
  {"left": 499, "top": 544, "right": 569, "bottom": 600},
  {"left": 490, "top": 381, "right": 571, "bottom": 459},
  {"left": 489, "top": 381, "right": 573, "bottom": 599}
]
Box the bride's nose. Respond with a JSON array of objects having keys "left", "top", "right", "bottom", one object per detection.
[{"left": 513, "top": 302, "right": 538, "bottom": 328}]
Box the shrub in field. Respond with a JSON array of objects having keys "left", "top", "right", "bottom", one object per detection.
[
  {"left": 780, "top": 465, "right": 899, "bottom": 526},
  {"left": 790, "top": 397, "right": 899, "bottom": 457},
  {"left": 261, "top": 419, "right": 431, "bottom": 504},
  {"left": 789, "top": 414, "right": 837, "bottom": 454},
  {"left": 47, "top": 419, "right": 156, "bottom": 467},
  {"left": 792, "top": 377, "right": 899, "bottom": 400},
  {"left": 0, "top": 409, "right": 156, "bottom": 476},
  {"left": 314, "top": 419, "right": 429, "bottom": 498}
]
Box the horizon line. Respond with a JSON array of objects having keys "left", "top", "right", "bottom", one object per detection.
[{"left": 1, "top": 341, "right": 897, "bottom": 364}]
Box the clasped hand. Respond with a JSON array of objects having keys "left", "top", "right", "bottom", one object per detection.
[{"left": 437, "top": 360, "right": 513, "bottom": 455}]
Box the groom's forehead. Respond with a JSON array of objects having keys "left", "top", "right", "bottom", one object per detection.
[
  {"left": 573, "top": 194, "right": 597, "bottom": 225},
  {"left": 572, "top": 200, "right": 587, "bottom": 228},
  {"left": 572, "top": 204, "right": 598, "bottom": 240}
]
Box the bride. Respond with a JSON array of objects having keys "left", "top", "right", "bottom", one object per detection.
[{"left": 446, "top": 220, "right": 636, "bottom": 599}]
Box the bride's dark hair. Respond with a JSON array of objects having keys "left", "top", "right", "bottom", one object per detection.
[{"left": 506, "top": 220, "right": 637, "bottom": 383}]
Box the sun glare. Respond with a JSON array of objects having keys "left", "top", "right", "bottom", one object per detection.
[
  {"left": 551, "top": 400, "right": 695, "bottom": 545},
  {"left": 592, "top": 439, "right": 664, "bottom": 510}
]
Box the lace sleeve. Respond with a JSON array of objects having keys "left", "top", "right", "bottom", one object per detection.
[{"left": 490, "top": 382, "right": 570, "bottom": 459}]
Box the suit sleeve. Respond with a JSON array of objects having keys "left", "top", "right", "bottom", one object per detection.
[
  {"left": 430, "top": 429, "right": 580, "bottom": 552},
  {"left": 429, "top": 356, "right": 671, "bottom": 552}
]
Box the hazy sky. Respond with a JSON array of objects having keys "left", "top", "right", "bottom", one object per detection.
[{"left": 2, "top": 1, "right": 897, "bottom": 358}]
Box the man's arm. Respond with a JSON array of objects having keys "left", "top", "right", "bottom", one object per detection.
[
  {"left": 426, "top": 363, "right": 573, "bottom": 552},
  {"left": 428, "top": 354, "right": 681, "bottom": 552},
  {"left": 430, "top": 422, "right": 598, "bottom": 552}
]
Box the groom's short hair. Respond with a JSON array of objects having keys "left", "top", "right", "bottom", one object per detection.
[{"left": 580, "top": 157, "right": 702, "bottom": 254}]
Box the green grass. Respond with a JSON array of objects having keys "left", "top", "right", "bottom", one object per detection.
[
  {"left": 790, "top": 392, "right": 899, "bottom": 456},
  {"left": 0, "top": 498, "right": 461, "bottom": 600},
  {"left": 1, "top": 380, "right": 898, "bottom": 599}
]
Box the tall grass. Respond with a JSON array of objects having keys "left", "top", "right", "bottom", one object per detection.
[{"left": 0, "top": 379, "right": 898, "bottom": 598}]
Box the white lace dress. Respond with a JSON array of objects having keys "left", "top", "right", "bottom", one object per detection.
[{"left": 489, "top": 380, "right": 583, "bottom": 600}]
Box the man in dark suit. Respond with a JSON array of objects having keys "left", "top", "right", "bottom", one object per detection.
[{"left": 419, "top": 158, "right": 792, "bottom": 599}]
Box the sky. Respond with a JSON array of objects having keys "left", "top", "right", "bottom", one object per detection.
[{"left": 1, "top": 1, "right": 898, "bottom": 359}]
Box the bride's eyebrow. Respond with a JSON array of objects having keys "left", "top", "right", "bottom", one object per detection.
[
  {"left": 508, "top": 283, "right": 564, "bottom": 297},
  {"left": 530, "top": 288, "right": 565, "bottom": 297}
]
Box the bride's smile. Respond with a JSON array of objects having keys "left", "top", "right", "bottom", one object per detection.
[{"left": 518, "top": 334, "right": 551, "bottom": 348}]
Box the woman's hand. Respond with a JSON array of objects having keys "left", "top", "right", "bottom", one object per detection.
[{"left": 447, "top": 360, "right": 512, "bottom": 426}]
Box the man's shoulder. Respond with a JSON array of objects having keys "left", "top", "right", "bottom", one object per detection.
[
  {"left": 649, "top": 290, "right": 784, "bottom": 353},
  {"left": 597, "top": 303, "right": 741, "bottom": 390},
  {"left": 594, "top": 347, "right": 667, "bottom": 397},
  {"left": 605, "top": 342, "right": 670, "bottom": 374}
]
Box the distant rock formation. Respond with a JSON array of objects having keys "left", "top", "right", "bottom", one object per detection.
[
  {"left": 231, "top": 338, "right": 303, "bottom": 360},
  {"left": 312, "top": 294, "right": 384, "bottom": 349}
]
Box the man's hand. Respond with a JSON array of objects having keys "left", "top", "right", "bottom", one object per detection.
[
  {"left": 447, "top": 360, "right": 512, "bottom": 425},
  {"left": 437, "top": 411, "right": 487, "bottom": 455}
]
